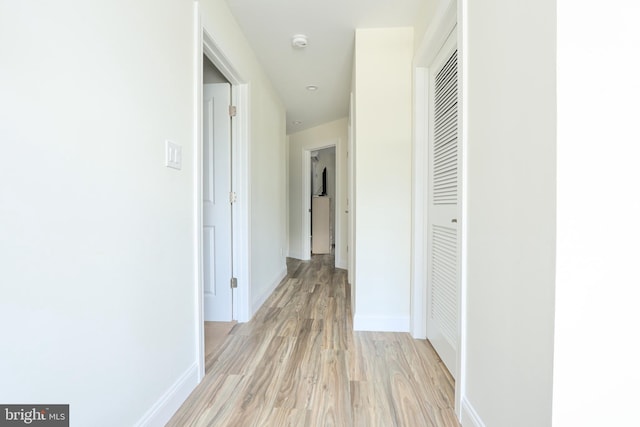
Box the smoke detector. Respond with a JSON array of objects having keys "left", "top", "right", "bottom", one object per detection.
[{"left": 291, "top": 34, "right": 308, "bottom": 48}]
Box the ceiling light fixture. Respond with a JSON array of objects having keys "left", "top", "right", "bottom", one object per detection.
[
  {"left": 306, "top": 85, "right": 318, "bottom": 91},
  {"left": 291, "top": 34, "right": 308, "bottom": 49}
]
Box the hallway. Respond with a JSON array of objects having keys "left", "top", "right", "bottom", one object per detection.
[{"left": 168, "top": 255, "right": 459, "bottom": 426}]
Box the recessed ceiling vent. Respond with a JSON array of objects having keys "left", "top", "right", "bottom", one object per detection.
[{"left": 292, "top": 34, "right": 308, "bottom": 48}]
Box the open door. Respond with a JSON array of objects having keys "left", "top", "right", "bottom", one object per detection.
[
  {"left": 203, "top": 82, "right": 233, "bottom": 321},
  {"left": 427, "top": 32, "right": 460, "bottom": 378}
]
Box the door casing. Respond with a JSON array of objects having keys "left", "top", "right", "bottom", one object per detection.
[{"left": 194, "top": 8, "right": 251, "bottom": 380}]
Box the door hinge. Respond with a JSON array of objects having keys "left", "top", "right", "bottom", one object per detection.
[
  {"left": 229, "top": 191, "right": 237, "bottom": 204},
  {"left": 230, "top": 277, "right": 238, "bottom": 288},
  {"left": 229, "top": 105, "right": 237, "bottom": 117}
]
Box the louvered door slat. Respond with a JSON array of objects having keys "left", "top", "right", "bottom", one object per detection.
[
  {"left": 434, "top": 130, "right": 457, "bottom": 148},
  {"left": 433, "top": 149, "right": 456, "bottom": 166},
  {"left": 435, "top": 94, "right": 457, "bottom": 116},
  {"left": 433, "top": 168, "right": 456, "bottom": 181}
]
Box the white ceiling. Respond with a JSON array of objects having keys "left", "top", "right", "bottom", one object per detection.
[{"left": 225, "top": 0, "right": 428, "bottom": 133}]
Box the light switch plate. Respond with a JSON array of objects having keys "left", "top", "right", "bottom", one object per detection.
[{"left": 165, "top": 140, "right": 182, "bottom": 170}]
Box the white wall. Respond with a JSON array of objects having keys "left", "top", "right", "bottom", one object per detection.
[
  {"left": 353, "top": 28, "right": 414, "bottom": 332},
  {"left": 288, "top": 118, "right": 348, "bottom": 266},
  {"left": 462, "top": 1, "right": 556, "bottom": 425},
  {"left": 0, "top": 1, "right": 197, "bottom": 425},
  {"left": 200, "top": 0, "right": 288, "bottom": 314},
  {"left": 413, "top": 0, "right": 446, "bottom": 48},
  {"left": 554, "top": 2, "right": 640, "bottom": 425},
  {"left": 0, "top": 0, "right": 288, "bottom": 424}
]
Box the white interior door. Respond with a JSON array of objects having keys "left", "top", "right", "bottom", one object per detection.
[
  {"left": 427, "top": 33, "right": 460, "bottom": 378},
  {"left": 203, "top": 82, "right": 233, "bottom": 321}
]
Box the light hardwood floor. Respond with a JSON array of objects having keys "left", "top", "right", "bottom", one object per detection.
[
  {"left": 168, "top": 254, "right": 460, "bottom": 427},
  {"left": 205, "top": 321, "right": 236, "bottom": 364}
]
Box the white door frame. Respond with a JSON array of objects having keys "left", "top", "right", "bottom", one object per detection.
[
  {"left": 411, "top": 0, "right": 466, "bottom": 418},
  {"left": 194, "top": 4, "right": 251, "bottom": 381},
  {"left": 301, "top": 139, "right": 342, "bottom": 262}
]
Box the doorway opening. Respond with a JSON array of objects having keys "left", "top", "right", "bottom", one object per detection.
[
  {"left": 301, "top": 141, "right": 340, "bottom": 268},
  {"left": 310, "top": 147, "right": 336, "bottom": 257},
  {"left": 201, "top": 54, "right": 236, "bottom": 366},
  {"left": 195, "top": 25, "right": 251, "bottom": 381}
]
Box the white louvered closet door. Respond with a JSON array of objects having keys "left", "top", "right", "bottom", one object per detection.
[{"left": 427, "top": 32, "right": 460, "bottom": 379}]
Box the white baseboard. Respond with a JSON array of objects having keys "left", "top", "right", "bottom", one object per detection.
[
  {"left": 353, "top": 314, "right": 410, "bottom": 332},
  {"left": 335, "top": 257, "right": 348, "bottom": 270},
  {"left": 461, "top": 396, "right": 485, "bottom": 427},
  {"left": 134, "top": 362, "right": 199, "bottom": 427},
  {"left": 287, "top": 250, "right": 302, "bottom": 260},
  {"left": 251, "top": 267, "right": 287, "bottom": 316}
]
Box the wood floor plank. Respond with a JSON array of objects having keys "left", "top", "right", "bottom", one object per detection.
[
  {"left": 308, "top": 349, "right": 352, "bottom": 426},
  {"left": 225, "top": 336, "right": 296, "bottom": 427},
  {"left": 261, "top": 407, "right": 311, "bottom": 427},
  {"left": 204, "top": 321, "right": 236, "bottom": 361},
  {"left": 349, "top": 380, "right": 373, "bottom": 427},
  {"left": 167, "top": 254, "right": 460, "bottom": 427},
  {"left": 273, "top": 319, "right": 314, "bottom": 410}
]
